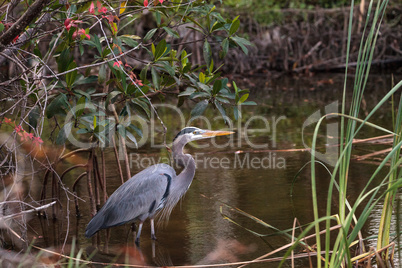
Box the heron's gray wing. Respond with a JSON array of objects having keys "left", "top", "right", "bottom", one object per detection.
[{"left": 85, "top": 164, "right": 175, "bottom": 237}]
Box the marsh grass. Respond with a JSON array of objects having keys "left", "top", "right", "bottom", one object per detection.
[{"left": 303, "top": 0, "right": 402, "bottom": 267}]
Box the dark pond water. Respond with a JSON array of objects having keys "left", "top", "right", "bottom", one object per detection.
[{"left": 23, "top": 73, "right": 402, "bottom": 267}]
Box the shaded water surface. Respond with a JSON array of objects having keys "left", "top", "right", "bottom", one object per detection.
[{"left": 27, "top": 73, "right": 401, "bottom": 267}]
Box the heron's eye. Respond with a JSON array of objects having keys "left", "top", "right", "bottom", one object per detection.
[{"left": 193, "top": 131, "right": 199, "bottom": 135}]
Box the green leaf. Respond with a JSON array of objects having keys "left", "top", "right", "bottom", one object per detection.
[
  {"left": 232, "top": 36, "right": 252, "bottom": 46},
  {"left": 185, "top": 26, "right": 206, "bottom": 35},
  {"left": 184, "top": 16, "right": 205, "bottom": 33},
  {"left": 191, "top": 100, "right": 209, "bottom": 118},
  {"left": 209, "top": 58, "right": 214, "bottom": 73},
  {"left": 129, "top": 124, "right": 143, "bottom": 137},
  {"left": 211, "top": 21, "right": 225, "bottom": 32},
  {"left": 120, "top": 104, "right": 130, "bottom": 121},
  {"left": 238, "top": 93, "right": 249, "bottom": 104},
  {"left": 93, "top": 115, "right": 97, "bottom": 129},
  {"left": 199, "top": 72, "right": 205, "bottom": 83},
  {"left": 101, "top": 47, "right": 111, "bottom": 58},
  {"left": 221, "top": 38, "right": 229, "bottom": 57},
  {"left": 155, "top": 11, "right": 161, "bottom": 26},
  {"left": 197, "top": 82, "right": 211, "bottom": 93},
  {"left": 235, "top": 40, "right": 248, "bottom": 54},
  {"left": 177, "top": 96, "right": 185, "bottom": 107},
  {"left": 154, "top": 39, "right": 167, "bottom": 61},
  {"left": 233, "top": 81, "right": 239, "bottom": 94},
  {"left": 33, "top": 45, "right": 42, "bottom": 58},
  {"left": 46, "top": 94, "right": 68, "bottom": 118},
  {"left": 74, "top": 76, "right": 98, "bottom": 86},
  {"left": 120, "top": 35, "right": 140, "bottom": 48},
  {"left": 238, "top": 89, "right": 249, "bottom": 95},
  {"left": 211, "top": 12, "right": 225, "bottom": 22},
  {"left": 229, "top": 16, "right": 240, "bottom": 35},
  {"left": 163, "top": 26, "right": 180, "bottom": 38},
  {"left": 126, "top": 131, "right": 138, "bottom": 147},
  {"left": 216, "top": 96, "right": 230, "bottom": 103},
  {"left": 190, "top": 92, "right": 210, "bottom": 99},
  {"left": 57, "top": 49, "right": 72, "bottom": 73},
  {"left": 203, "top": 40, "right": 212, "bottom": 72},
  {"left": 98, "top": 64, "right": 107, "bottom": 84},
  {"left": 132, "top": 98, "right": 151, "bottom": 119},
  {"left": 212, "top": 79, "right": 222, "bottom": 95},
  {"left": 241, "top": 101, "right": 257, "bottom": 105},
  {"left": 220, "top": 91, "right": 236, "bottom": 99},
  {"left": 76, "top": 128, "right": 89, "bottom": 134},
  {"left": 151, "top": 67, "right": 160, "bottom": 90},
  {"left": 121, "top": 34, "right": 141, "bottom": 40},
  {"left": 56, "top": 122, "right": 72, "bottom": 145},
  {"left": 161, "top": 62, "right": 175, "bottom": 76},
  {"left": 222, "top": 77, "right": 228, "bottom": 87},
  {"left": 106, "top": 91, "right": 122, "bottom": 106},
  {"left": 117, "top": 124, "right": 126, "bottom": 138},
  {"left": 94, "top": 124, "right": 104, "bottom": 134},
  {"left": 118, "top": 16, "right": 138, "bottom": 33},
  {"left": 178, "top": 87, "right": 196, "bottom": 97},
  {"left": 94, "top": 132, "right": 105, "bottom": 145},
  {"left": 144, "top": 28, "right": 157, "bottom": 42},
  {"left": 66, "top": 61, "right": 77, "bottom": 88},
  {"left": 79, "top": 43, "right": 84, "bottom": 56},
  {"left": 151, "top": 43, "right": 156, "bottom": 58},
  {"left": 214, "top": 100, "right": 229, "bottom": 124},
  {"left": 75, "top": 96, "right": 86, "bottom": 117},
  {"left": 183, "top": 62, "right": 192, "bottom": 73},
  {"left": 0, "top": 23, "right": 4, "bottom": 33},
  {"left": 82, "top": 39, "right": 99, "bottom": 54},
  {"left": 117, "top": 70, "right": 127, "bottom": 92},
  {"left": 181, "top": 50, "right": 189, "bottom": 68},
  {"left": 233, "top": 106, "right": 241, "bottom": 120},
  {"left": 231, "top": 36, "right": 251, "bottom": 55},
  {"left": 28, "top": 106, "right": 40, "bottom": 129}
]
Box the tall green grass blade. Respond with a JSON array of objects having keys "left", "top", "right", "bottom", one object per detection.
[
  {"left": 377, "top": 92, "right": 402, "bottom": 260},
  {"left": 333, "top": 0, "right": 391, "bottom": 264},
  {"left": 309, "top": 115, "right": 325, "bottom": 266},
  {"left": 334, "top": 0, "right": 356, "bottom": 265},
  {"left": 329, "top": 80, "right": 401, "bottom": 265},
  {"left": 67, "top": 237, "right": 76, "bottom": 268},
  {"left": 310, "top": 77, "right": 400, "bottom": 265}
]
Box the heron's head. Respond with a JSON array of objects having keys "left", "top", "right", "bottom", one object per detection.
[{"left": 173, "top": 127, "right": 234, "bottom": 144}]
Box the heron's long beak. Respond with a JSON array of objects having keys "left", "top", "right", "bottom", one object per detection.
[{"left": 201, "top": 130, "right": 235, "bottom": 137}]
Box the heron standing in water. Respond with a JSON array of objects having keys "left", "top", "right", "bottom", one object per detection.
[{"left": 85, "top": 127, "right": 234, "bottom": 244}]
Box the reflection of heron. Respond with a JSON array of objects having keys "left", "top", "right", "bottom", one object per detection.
[{"left": 85, "top": 127, "right": 233, "bottom": 244}]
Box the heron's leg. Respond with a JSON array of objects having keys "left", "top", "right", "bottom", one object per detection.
[
  {"left": 151, "top": 240, "right": 156, "bottom": 259},
  {"left": 150, "top": 218, "right": 157, "bottom": 240},
  {"left": 135, "top": 222, "right": 143, "bottom": 245},
  {"left": 129, "top": 223, "right": 136, "bottom": 242}
]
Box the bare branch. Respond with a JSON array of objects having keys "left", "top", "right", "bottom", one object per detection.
[
  {"left": 0, "top": 0, "right": 51, "bottom": 52},
  {"left": 0, "top": 201, "right": 56, "bottom": 220}
]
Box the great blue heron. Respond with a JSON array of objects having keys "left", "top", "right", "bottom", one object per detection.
[{"left": 85, "top": 127, "right": 233, "bottom": 244}]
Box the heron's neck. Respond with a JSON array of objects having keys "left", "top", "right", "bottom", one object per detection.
[
  {"left": 172, "top": 141, "right": 196, "bottom": 189},
  {"left": 160, "top": 140, "right": 196, "bottom": 221}
]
